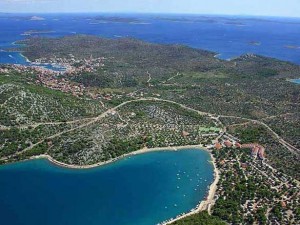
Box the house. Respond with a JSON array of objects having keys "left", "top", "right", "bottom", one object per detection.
[
  {"left": 224, "top": 140, "right": 233, "bottom": 147},
  {"left": 235, "top": 142, "right": 242, "bottom": 148},
  {"left": 182, "top": 130, "right": 190, "bottom": 137},
  {"left": 215, "top": 142, "right": 223, "bottom": 150}
]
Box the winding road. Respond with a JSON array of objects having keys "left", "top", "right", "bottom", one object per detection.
[{"left": 2, "top": 97, "right": 299, "bottom": 161}]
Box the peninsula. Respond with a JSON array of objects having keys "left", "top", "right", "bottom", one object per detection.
[{"left": 1, "top": 35, "right": 300, "bottom": 225}]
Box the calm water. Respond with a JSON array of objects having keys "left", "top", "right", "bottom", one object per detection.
[
  {"left": 0, "top": 149, "right": 214, "bottom": 225},
  {"left": 0, "top": 51, "right": 65, "bottom": 71},
  {"left": 290, "top": 79, "right": 300, "bottom": 84},
  {"left": 0, "top": 13, "right": 300, "bottom": 65}
]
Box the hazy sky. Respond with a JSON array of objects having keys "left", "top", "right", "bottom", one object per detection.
[{"left": 1, "top": 0, "right": 300, "bottom": 17}]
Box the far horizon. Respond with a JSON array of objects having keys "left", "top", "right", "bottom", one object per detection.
[
  {"left": 1, "top": 0, "right": 300, "bottom": 18},
  {"left": 1, "top": 12, "right": 300, "bottom": 20}
]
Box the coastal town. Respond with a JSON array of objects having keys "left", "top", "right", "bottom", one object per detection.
[
  {"left": 157, "top": 129, "right": 299, "bottom": 225},
  {"left": 0, "top": 54, "right": 106, "bottom": 97}
]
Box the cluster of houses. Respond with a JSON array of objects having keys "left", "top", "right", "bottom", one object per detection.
[
  {"left": 1, "top": 54, "right": 109, "bottom": 98},
  {"left": 241, "top": 143, "right": 265, "bottom": 159},
  {"left": 35, "top": 74, "right": 85, "bottom": 97},
  {"left": 0, "top": 64, "right": 35, "bottom": 74},
  {"left": 243, "top": 160, "right": 299, "bottom": 224},
  {"left": 33, "top": 54, "right": 105, "bottom": 75},
  {"left": 0, "top": 64, "right": 63, "bottom": 77},
  {"left": 0, "top": 67, "right": 10, "bottom": 73},
  {"left": 0, "top": 64, "right": 87, "bottom": 97},
  {"left": 216, "top": 145, "right": 299, "bottom": 225},
  {"left": 210, "top": 134, "right": 266, "bottom": 160}
]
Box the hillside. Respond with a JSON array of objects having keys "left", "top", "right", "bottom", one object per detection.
[{"left": 16, "top": 35, "right": 300, "bottom": 80}]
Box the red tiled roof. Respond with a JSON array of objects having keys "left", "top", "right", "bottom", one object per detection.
[
  {"left": 224, "top": 140, "right": 233, "bottom": 147},
  {"left": 215, "top": 142, "right": 222, "bottom": 150}
]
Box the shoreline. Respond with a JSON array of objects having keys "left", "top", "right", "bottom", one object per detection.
[
  {"left": 29, "top": 144, "right": 220, "bottom": 224},
  {"left": 22, "top": 144, "right": 219, "bottom": 225},
  {"left": 0, "top": 40, "right": 30, "bottom": 64},
  {"left": 30, "top": 144, "right": 206, "bottom": 170},
  {"left": 19, "top": 53, "right": 31, "bottom": 63},
  {"left": 162, "top": 150, "right": 220, "bottom": 225},
  {"left": 287, "top": 78, "right": 300, "bottom": 84}
]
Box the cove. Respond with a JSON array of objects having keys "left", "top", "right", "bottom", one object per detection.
[
  {"left": 290, "top": 78, "right": 300, "bottom": 84},
  {"left": 0, "top": 149, "right": 214, "bottom": 225},
  {"left": 0, "top": 51, "right": 66, "bottom": 72}
]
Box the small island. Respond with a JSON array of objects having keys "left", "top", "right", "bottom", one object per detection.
[
  {"left": 29, "top": 16, "right": 45, "bottom": 21},
  {"left": 284, "top": 45, "right": 300, "bottom": 49},
  {"left": 249, "top": 41, "right": 261, "bottom": 46},
  {"left": 87, "top": 16, "right": 145, "bottom": 24}
]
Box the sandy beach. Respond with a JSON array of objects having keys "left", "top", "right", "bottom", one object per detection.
[
  {"left": 19, "top": 53, "right": 31, "bottom": 63},
  {"left": 30, "top": 144, "right": 205, "bottom": 169}
]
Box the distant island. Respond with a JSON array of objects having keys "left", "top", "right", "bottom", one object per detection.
[
  {"left": 86, "top": 16, "right": 146, "bottom": 24},
  {"left": 21, "top": 30, "right": 55, "bottom": 36},
  {"left": 248, "top": 41, "right": 261, "bottom": 46},
  {"left": 155, "top": 16, "right": 247, "bottom": 26},
  {"left": 284, "top": 45, "right": 300, "bottom": 49},
  {"left": 29, "top": 16, "right": 45, "bottom": 21},
  {"left": 224, "top": 21, "right": 246, "bottom": 26},
  {"left": 155, "top": 16, "right": 218, "bottom": 24}
]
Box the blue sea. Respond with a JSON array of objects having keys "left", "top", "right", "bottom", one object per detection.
[
  {"left": 0, "top": 149, "right": 214, "bottom": 225},
  {"left": 0, "top": 13, "right": 300, "bottom": 65},
  {"left": 290, "top": 79, "right": 300, "bottom": 84},
  {"left": 0, "top": 13, "right": 299, "bottom": 225}
]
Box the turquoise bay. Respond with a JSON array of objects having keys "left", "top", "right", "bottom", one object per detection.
[
  {"left": 290, "top": 79, "right": 300, "bottom": 84},
  {"left": 0, "top": 149, "right": 214, "bottom": 225}
]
